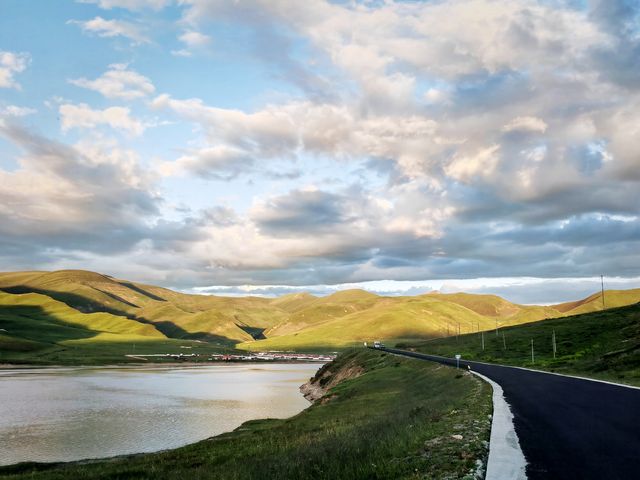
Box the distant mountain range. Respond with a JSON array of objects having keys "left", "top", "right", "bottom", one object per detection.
[{"left": 1, "top": 270, "right": 639, "bottom": 356}]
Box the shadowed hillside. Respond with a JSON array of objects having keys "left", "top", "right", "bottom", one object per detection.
[
  {"left": 240, "top": 288, "right": 640, "bottom": 351},
  {"left": 1, "top": 269, "right": 639, "bottom": 360},
  {"left": 0, "top": 270, "right": 281, "bottom": 346}
]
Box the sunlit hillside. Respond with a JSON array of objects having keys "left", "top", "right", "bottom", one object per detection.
[{"left": 1, "top": 270, "right": 639, "bottom": 360}]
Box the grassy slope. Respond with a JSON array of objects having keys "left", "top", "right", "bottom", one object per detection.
[
  {"left": 0, "top": 290, "right": 236, "bottom": 365},
  {"left": 263, "top": 290, "right": 381, "bottom": 337},
  {"left": 554, "top": 289, "right": 640, "bottom": 315},
  {"left": 2, "top": 269, "right": 639, "bottom": 359},
  {"left": 0, "top": 349, "right": 492, "bottom": 480},
  {"left": 268, "top": 292, "right": 318, "bottom": 312},
  {"left": 241, "top": 289, "right": 640, "bottom": 351},
  {"left": 0, "top": 270, "right": 278, "bottom": 346},
  {"left": 0, "top": 291, "right": 164, "bottom": 339},
  {"left": 240, "top": 296, "right": 489, "bottom": 351},
  {"left": 401, "top": 302, "right": 640, "bottom": 386}
]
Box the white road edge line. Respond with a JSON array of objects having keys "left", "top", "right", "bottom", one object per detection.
[
  {"left": 471, "top": 371, "right": 527, "bottom": 480},
  {"left": 498, "top": 365, "right": 640, "bottom": 391}
]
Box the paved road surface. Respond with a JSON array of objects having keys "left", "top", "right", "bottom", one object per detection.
[{"left": 382, "top": 347, "right": 640, "bottom": 480}]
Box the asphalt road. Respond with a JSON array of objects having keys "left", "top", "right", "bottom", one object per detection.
[{"left": 382, "top": 347, "right": 640, "bottom": 480}]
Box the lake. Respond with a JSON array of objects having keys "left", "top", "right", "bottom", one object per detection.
[{"left": 0, "top": 363, "right": 320, "bottom": 466}]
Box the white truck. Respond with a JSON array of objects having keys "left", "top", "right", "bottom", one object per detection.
[{"left": 373, "top": 340, "right": 385, "bottom": 349}]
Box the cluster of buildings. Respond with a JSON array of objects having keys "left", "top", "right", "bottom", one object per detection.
[
  {"left": 127, "top": 352, "right": 335, "bottom": 362},
  {"left": 208, "top": 352, "right": 335, "bottom": 362}
]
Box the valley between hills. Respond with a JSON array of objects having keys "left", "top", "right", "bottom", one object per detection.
[{"left": 2, "top": 269, "right": 639, "bottom": 365}]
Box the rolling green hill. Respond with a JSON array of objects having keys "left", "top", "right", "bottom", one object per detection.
[
  {"left": 240, "top": 289, "right": 640, "bottom": 351},
  {"left": 1, "top": 269, "right": 639, "bottom": 362},
  {"left": 0, "top": 270, "right": 278, "bottom": 346},
  {"left": 0, "top": 270, "right": 278, "bottom": 364},
  {"left": 401, "top": 302, "right": 640, "bottom": 386},
  {"left": 0, "top": 289, "right": 234, "bottom": 365}
]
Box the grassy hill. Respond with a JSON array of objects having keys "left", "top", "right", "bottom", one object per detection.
[
  {"left": 1, "top": 269, "right": 639, "bottom": 363},
  {"left": 0, "top": 289, "right": 236, "bottom": 365},
  {"left": 0, "top": 270, "right": 280, "bottom": 345},
  {"left": 240, "top": 289, "right": 640, "bottom": 351},
  {"left": 263, "top": 289, "right": 381, "bottom": 338},
  {"left": 400, "top": 302, "right": 640, "bottom": 386},
  {"left": 0, "top": 270, "right": 278, "bottom": 364}
]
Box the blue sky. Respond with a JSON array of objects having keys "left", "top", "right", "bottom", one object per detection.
[{"left": 1, "top": 0, "right": 639, "bottom": 303}]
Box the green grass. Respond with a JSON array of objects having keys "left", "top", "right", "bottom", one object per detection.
[
  {"left": 0, "top": 291, "right": 236, "bottom": 365},
  {"left": 0, "top": 349, "right": 492, "bottom": 480},
  {"left": 0, "top": 291, "right": 165, "bottom": 340},
  {"left": 2, "top": 269, "right": 639, "bottom": 362},
  {"left": 0, "top": 270, "right": 278, "bottom": 345},
  {"left": 241, "top": 290, "right": 640, "bottom": 352},
  {"left": 0, "top": 338, "right": 237, "bottom": 365},
  {"left": 401, "top": 303, "right": 640, "bottom": 386}
]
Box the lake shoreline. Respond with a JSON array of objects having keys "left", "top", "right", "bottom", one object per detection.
[
  {"left": 0, "top": 360, "right": 328, "bottom": 370},
  {"left": 0, "top": 363, "right": 320, "bottom": 467},
  {"left": 0, "top": 350, "right": 492, "bottom": 479}
]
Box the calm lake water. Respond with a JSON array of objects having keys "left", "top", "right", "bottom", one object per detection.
[{"left": 0, "top": 363, "right": 320, "bottom": 466}]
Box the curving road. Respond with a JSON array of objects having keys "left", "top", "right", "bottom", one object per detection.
[{"left": 382, "top": 347, "right": 640, "bottom": 480}]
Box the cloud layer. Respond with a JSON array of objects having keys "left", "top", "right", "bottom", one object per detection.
[{"left": 0, "top": 0, "right": 639, "bottom": 301}]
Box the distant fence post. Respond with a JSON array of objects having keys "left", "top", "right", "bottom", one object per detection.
[{"left": 531, "top": 339, "right": 535, "bottom": 364}]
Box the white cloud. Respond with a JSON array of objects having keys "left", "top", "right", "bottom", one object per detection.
[
  {"left": 69, "top": 16, "right": 150, "bottom": 44},
  {"left": 78, "top": 0, "right": 170, "bottom": 10},
  {"left": 179, "top": 30, "right": 211, "bottom": 47},
  {"left": 59, "top": 103, "right": 146, "bottom": 136},
  {"left": 0, "top": 51, "right": 30, "bottom": 89},
  {"left": 171, "top": 30, "right": 211, "bottom": 57},
  {"left": 161, "top": 145, "right": 254, "bottom": 179},
  {"left": 0, "top": 105, "right": 36, "bottom": 117},
  {"left": 171, "top": 49, "right": 193, "bottom": 57},
  {"left": 70, "top": 63, "right": 155, "bottom": 100},
  {"left": 0, "top": 122, "right": 159, "bottom": 251},
  {"left": 445, "top": 145, "right": 501, "bottom": 183},
  {"left": 151, "top": 94, "right": 445, "bottom": 180},
  {"left": 3, "top": 0, "right": 640, "bottom": 291},
  {"left": 502, "top": 116, "right": 548, "bottom": 133},
  {"left": 424, "top": 88, "right": 450, "bottom": 105}
]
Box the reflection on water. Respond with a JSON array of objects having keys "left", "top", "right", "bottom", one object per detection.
[{"left": 0, "top": 363, "right": 320, "bottom": 466}]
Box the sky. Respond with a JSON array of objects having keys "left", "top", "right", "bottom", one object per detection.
[{"left": 0, "top": 0, "right": 639, "bottom": 304}]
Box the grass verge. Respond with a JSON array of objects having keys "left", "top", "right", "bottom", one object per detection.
[
  {"left": 0, "top": 337, "right": 237, "bottom": 366},
  {"left": 0, "top": 349, "right": 492, "bottom": 480},
  {"left": 401, "top": 303, "right": 640, "bottom": 386}
]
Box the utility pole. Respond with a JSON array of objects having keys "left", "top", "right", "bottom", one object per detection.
[
  {"left": 531, "top": 339, "right": 535, "bottom": 364},
  {"left": 481, "top": 330, "right": 485, "bottom": 351},
  {"left": 601, "top": 275, "right": 605, "bottom": 309},
  {"left": 552, "top": 330, "right": 557, "bottom": 359},
  {"left": 495, "top": 319, "right": 499, "bottom": 337},
  {"left": 502, "top": 332, "right": 506, "bottom": 350}
]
